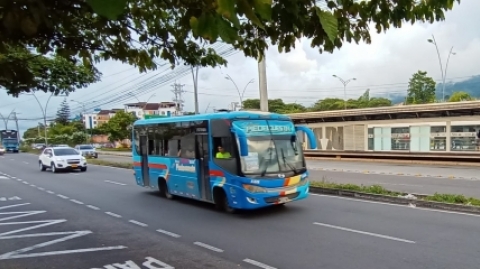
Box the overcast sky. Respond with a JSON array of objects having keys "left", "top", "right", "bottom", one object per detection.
[{"left": 1, "top": 0, "right": 478, "bottom": 133}]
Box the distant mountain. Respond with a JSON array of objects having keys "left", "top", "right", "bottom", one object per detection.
[
  {"left": 373, "top": 75, "right": 480, "bottom": 103},
  {"left": 438, "top": 75, "right": 480, "bottom": 100}
]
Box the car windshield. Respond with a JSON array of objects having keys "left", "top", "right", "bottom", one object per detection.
[
  {"left": 79, "top": 146, "right": 93, "bottom": 150},
  {"left": 53, "top": 148, "right": 79, "bottom": 156}
]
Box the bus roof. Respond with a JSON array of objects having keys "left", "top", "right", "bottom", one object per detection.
[{"left": 134, "top": 111, "right": 291, "bottom": 126}]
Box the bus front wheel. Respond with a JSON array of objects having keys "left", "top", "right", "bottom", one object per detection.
[
  {"left": 158, "top": 178, "right": 173, "bottom": 200},
  {"left": 213, "top": 188, "right": 236, "bottom": 214}
]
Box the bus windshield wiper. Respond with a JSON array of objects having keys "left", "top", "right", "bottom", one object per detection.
[
  {"left": 281, "top": 148, "right": 297, "bottom": 174},
  {"left": 260, "top": 138, "right": 275, "bottom": 177}
]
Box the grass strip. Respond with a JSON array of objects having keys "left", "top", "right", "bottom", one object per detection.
[
  {"left": 88, "top": 159, "right": 133, "bottom": 169},
  {"left": 97, "top": 148, "right": 131, "bottom": 152}
]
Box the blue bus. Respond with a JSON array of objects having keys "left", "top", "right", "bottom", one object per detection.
[
  {"left": 132, "top": 111, "right": 317, "bottom": 212},
  {"left": 0, "top": 130, "right": 19, "bottom": 153}
]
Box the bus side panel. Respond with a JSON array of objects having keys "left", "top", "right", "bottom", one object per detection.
[
  {"left": 132, "top": 155, "right": 143, "bottom": 186},
  {"left": 147, "top": 156, "right": 171, "bottom": 189},
  {"left": 166, "top": 158, "right": 201, "bottom": 199}
]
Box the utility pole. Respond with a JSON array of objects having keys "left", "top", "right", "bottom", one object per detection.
[
  {"left": 171, "top": 83, "right": 185, "bottom": 115},
  {"left": 191, "top": 66, "right": 200, "bottom": 114},
  {"left": 258, "top": 55, "right": 268, "bottom": 112},
  {"left": 333, "top": 75, "right": 357, "bottom": 110}
]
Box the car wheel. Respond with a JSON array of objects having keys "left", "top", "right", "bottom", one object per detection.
[
  {"left": 51, "top": 162, "right": 58, "bottom": 173},
  {"left": 39, "top": 161, "right": 46, "bottom": 171},
  {"left": 80, "top": 167, "right": 87, "bottom": 172}
]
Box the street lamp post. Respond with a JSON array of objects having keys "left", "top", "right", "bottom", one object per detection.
[
  {"left": 427, "top": 35, "right": 456, "bottom": 102},
  {"left": 0, "top": 109, "right": 16, "bottom": 129},
  {"left": 27, "top": 93, "right": 56, "bottom": 145},
  {"left": 224, "top": 74, "right": 254, "bottom": 110},
  {"left": 333, "top": 75, "right": 356, "bottom": 110}
]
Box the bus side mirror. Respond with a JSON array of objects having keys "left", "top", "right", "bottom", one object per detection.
[
  {"left": 231, "top": 126, "right": 249, "bottom": 157},
  {"left": 295, "top": 126, "right": 317, "bottom": 149}
]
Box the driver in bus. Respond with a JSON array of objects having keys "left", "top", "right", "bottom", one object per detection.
[{"left": 216, "top": 146, "right": 231, "bottom": 159}]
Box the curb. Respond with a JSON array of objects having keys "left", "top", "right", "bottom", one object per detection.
[
  {"left": 309, "top": 186, "right": 480, "bottom": 215},
  {"left": 306, "top": 156, "right": 480, "bottom": 168}
]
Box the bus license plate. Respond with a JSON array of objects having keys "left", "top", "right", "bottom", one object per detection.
[
  {"left": 71, "top": 165, "right": 77, "bottom": 168},
  {"left": 278, "top": 197, "right": 289, "bottom": 203}
]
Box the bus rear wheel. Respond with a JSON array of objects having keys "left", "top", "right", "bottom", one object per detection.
[{"left": 158, "top": 178, "right": 173, "bottom": 200}]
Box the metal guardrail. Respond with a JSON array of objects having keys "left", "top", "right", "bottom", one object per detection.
[{"left": 304, "top": 150, "right": 480, "bottom": 163}]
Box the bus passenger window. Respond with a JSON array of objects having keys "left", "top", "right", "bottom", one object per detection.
[{"left": 180, "top": 133, "right": 195, "bottom": 159}]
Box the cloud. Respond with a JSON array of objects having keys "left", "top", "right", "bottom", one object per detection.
[{"left": 2, "top": 0, "right": 479, "bottom": 134}]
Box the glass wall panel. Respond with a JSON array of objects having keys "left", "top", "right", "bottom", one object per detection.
[
  {"left": 430, "top": 126, "right": 446, "bottom": 151},
  {"left": 451, "top": 125, "right": 480, "bottom": 151}
]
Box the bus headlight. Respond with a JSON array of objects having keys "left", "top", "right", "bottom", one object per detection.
[{"left": 242, "top": 184, "right": 267, "bottom": 193}]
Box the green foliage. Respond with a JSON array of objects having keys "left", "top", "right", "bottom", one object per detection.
[
  {"left": 0, "top": 0, "right": 460, "bottom": 90},
  {"left": 242, "top": 90, "right": 392, "bottom": 113},
  {"left": 0, "top": 46, "right": 101, "bottom": 96},
  {"left": 406, "top": 71, "right": 436, "bottom": 105},
  {"left": 55, "top": 99, "right": 71, "bottom": 125},
  {"left": 99, "top": 111, "right": 136, "bottom": 142},
  {"left": 448, "top": 91, "right": 474, "bottom": 102},
  {"left": 242, "top": 99, "right": 307, "bottom": 113}
]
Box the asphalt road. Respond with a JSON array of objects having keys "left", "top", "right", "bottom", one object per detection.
[
  {"left": 0, "top": 153, "right": 479, "bottom": 269},
  {"left": 96, "top": 153, "right": 480, "bottom": 197}
]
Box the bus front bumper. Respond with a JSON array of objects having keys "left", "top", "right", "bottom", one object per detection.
[{"left": 229, "top": 183, "right": 309, "bottom": 210}]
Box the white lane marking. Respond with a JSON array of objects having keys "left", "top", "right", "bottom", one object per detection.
[
  {"left": 105, "top": 212, "right": 122, "bottom": 218},
  {"left": 129, "top": 220, "right": 148, "bottom": 227},
  {"left": 310, "top": 193, "right": 480, "bottom": 218},
  {"left": 243, "top": 259, "right": 277, "bottom": 269},
  {"left": 70, "top": 199, "right": 84, "bottom": 205},
  {"left": 23, "top": 161, "right": 29, "bottom": 164},
  {"left": 0, "top": 203, "right": 30, "bottom": 210},
  {"left": 86, "top": 205, "right": 100, "bottom": 210},
  {"left": 9, "top": 159, "right": 14, "bottom": 161},
  {"left": 37, "top": 187, "right": 45, "bottom": 191},
  {"left": 46, "top": 191, "right": 55, "bottom": 194},
  {"left": 69, "top": 173, "right": 79, "bottom": 176},
  {"left": 371, "top": 182, "right": 423, "bottom": 187},
  {"left": 0, "top": 176, "right": 8, "bottom": 180},
  {"left": 104, "top": 180, "right": 126, "bottom": 186},
  {"left": 193, "top": 242, "right": 224, "bottom": 253},
  {"left": 156, "top": 229, "right": 181, "bottom": 238},
  {"left": 57, "top": 194, "right": 69, "bottom": 199},
  {"left": 10, "top": 176, "right": 16, "bottom": 179},
  {"left": 30, "top": 184, "right": 36, "bottom": 187},
  {"left": 313, "top": 222, "right": 415, "bottom": 244},
  {"left": 22, "top": 182, "right": 28, "bottom": 184}
]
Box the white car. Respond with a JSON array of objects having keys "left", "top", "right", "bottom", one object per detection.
[
  {"left": 0, "top": 146, "right": 5, "bottom": 155},
  {"left": 39, "top": 147, "right": 87, "bottom": 173}
]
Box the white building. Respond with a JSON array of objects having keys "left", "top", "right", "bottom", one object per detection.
[
  {"left": 83, "top": 111, "right": 99, "bottom": 129},
  {"left": 124, "top": 102, "right": 180, "bottom": 119}
]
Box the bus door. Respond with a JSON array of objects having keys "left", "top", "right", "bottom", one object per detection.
[
  {"left": 196, "top": 134, "right": 212, "bottom": 201},
  {"left": 139, "top": 135, "right": 150, "bottom": 187}
]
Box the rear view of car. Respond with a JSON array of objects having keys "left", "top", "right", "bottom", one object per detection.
[{"left": 0, "top": 146, "right": 5, "bottom": 155}]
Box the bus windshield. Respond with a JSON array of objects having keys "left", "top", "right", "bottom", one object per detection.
[{"left": 232, "top": 120, "right": 305, "bottom": 177}]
